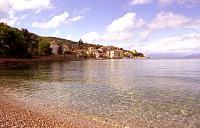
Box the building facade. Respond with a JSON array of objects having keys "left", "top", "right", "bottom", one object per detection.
[{"left": 109, "top": 50, "right": 124, "bottom": 59}]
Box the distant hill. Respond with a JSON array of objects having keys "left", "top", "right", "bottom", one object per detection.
[
  {"left": 149, "top": 53, "right": 200, "bottom": 59},
  {"left": 148, "top": 53, "right": 184, "bottom": 59},
  {"left": 185, "top": 53, "right": 200, "bottom": 59}
]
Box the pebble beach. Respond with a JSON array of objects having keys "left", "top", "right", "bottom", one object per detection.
[
  {"left": 0, "top": 93, "right": 79, "bottom": 128},
  {"left": 0, "top": 93, "right": 117, "bottom": 128}
]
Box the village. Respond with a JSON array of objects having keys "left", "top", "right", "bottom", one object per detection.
[{"left": 49, "top": 39, "right": 145, "bottom": 60}]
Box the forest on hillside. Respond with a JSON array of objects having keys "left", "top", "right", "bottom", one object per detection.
[{"left": 0, "top": 23, "right": 53, "bottom": 58}]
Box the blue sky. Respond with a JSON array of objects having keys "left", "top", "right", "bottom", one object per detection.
[{"left": 0, "top": 0, "right": 200, "bottom": 56}]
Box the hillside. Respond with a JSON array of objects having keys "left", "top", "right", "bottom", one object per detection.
[{"left": 0, "top": 23, "right": 144, "bottom": 59}]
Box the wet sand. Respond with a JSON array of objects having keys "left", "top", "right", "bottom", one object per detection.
[{"left": 0, "top": 93, "right": 119, "bottom": 128}]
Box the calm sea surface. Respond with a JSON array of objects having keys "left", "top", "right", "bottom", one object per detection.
[{"left": 0, "top": 59, "right": 200, "bottom": 127}]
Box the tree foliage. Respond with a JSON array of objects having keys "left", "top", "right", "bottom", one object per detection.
[
  {"left": 0, "top": 23, "right": 51, "bottom": 58},
  {"left": 21, "top": 28, "right": 39, "bottom": 56},
  {"left": 38, "top": 38, "right": 52, "bottom": 56},
  {"left": 0, "top": 23, "right": 29, "bottom": 58}
]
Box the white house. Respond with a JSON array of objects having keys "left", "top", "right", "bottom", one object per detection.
[{"left": 110, "top": 50, "right": 124, "bottom": 59}]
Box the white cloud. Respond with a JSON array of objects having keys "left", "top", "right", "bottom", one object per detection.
[
  {"left": 32, "top": 12, "right": 83, "bottom": 29},
  {"left": 81, "top": 32, "right": 101, "bottom": 43},
  {"left": 53, "top": 30, "right": 60, "bottom": 36},
  {"left": 0, "top": 0, "right": 51, "bottom": 12},
  {"left": 82, "top": 31, "right": 133, "bottom": 43},
  {"left": 32, "top": 12, "right": 69, "bottom": 28},
  {"left": 104, "top": 32, "right": 131, "bottom": 41},
  {"left": 74, "top": 7, "right": 91, "bottom": 15},
  {"left": 82, "top": 12, "right": 144, "bottom": 43},
  {"left": 158, "top": 0, "right": 174, "bottom": 4},
  {"left": 11, "top": 0, "right": 51, "bottom": 12},
  {"left": 158, "top": 0, "right": 200, "bottom": 6},
  {"left": 0, "top": 0, "right": 9, "bottom": 11},
  {"left": 64, "top": 35, "right": 74, "bottom": 40},
  {"left": 49, "top": 31, "right": 74, "bottom": 40},
  {"left": 140, "top": 12, "right": 192, "bottom": 38},
  {"left": 134, "top": 33, "right": 200, "bottom": 54},
  {"left": 130, "top": 0, "right": 200, "bottom": 6},
  {"left": 131, "top": 0, "right": 152, "bottom": 5},
  {"left": 0, "top": 12, "right": 17, "bottom": 26},
  {"left": 149, "top": 12, "right": 190, "bottom": 30},
  {"left": 186, "top": 24, "right": 200, "bottom": 30},
  {"left": 0, "top": 0, "right": 52, "bottom": 26},
  {"left": 105, "top": 12, "right": 144, "bottom": 42},
  {"left": 106, "top": 13, "right": 144, "bottom": 33},
  {"left": 68, "top": 16, "right": 83, "bottom": 23}
]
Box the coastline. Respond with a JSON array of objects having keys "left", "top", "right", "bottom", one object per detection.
[
  {"left": 0, "top": 55, "right": 82, "bottom": 67},
  {"left": 0, "top": 55, "right": 148, "bottom": 67},
  {"left": 0, "top": 92, "right": 122, "bottom": 128}
]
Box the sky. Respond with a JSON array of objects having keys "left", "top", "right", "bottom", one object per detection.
[{"left": 0, "top": 0, "right": 200, "bottom": 56}]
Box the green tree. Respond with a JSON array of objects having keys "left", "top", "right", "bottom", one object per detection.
[
  {"left": 38, "top": 38, "right": 52, "bottom": 56},
  {"left": 0, "top": 23, "right": 29, "bottom": 58},
  {"left": 21, "top": 28, "right": 39, "bottom": 56},
  {"left": 0, "top": 40, "right": 9, "bottom": 57}
]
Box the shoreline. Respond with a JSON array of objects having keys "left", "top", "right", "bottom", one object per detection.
[
  {"left": 0, "top": 92, "right": 122, "bottom": 128},
  {"left": 0, "top": 55, "right": 83, "bottom": 67},
  {"left": 0, "top": 55, "right": 148, "bottom": 66}
]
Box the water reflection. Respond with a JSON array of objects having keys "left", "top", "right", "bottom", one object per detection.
[{"left": 0, "top": 59, "right": 200, "bottom": 127}]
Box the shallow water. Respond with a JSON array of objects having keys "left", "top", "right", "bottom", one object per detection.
[{"left": 0, "top": 59, "right": 200, "bottom": 127}]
